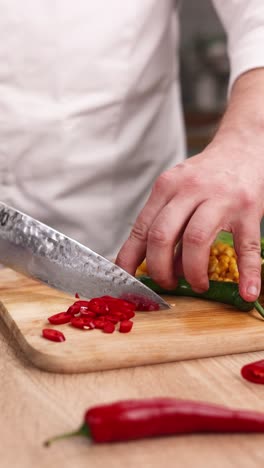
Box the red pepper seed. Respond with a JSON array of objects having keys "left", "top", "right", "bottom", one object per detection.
[{"left": 42, "top": 328, "right": 65, "bottom": 342}]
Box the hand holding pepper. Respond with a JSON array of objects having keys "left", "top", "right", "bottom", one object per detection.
[{"left": 116, "top": 70, "right": 264, "bottom": 304}]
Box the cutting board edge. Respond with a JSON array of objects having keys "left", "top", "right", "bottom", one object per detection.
[
  {"left": 1, "top": 297, "right": 264, "bottom": 374},
  {"left": 8, "top": 342, "right": 264, "bottom": 374},
  {"left": 1, "top": 267, "right": 264, "bottom": 374}
]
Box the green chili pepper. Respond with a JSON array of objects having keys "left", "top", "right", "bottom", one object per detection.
[{"left": 139, "top": 276, "right": 264, "bottom": 319}]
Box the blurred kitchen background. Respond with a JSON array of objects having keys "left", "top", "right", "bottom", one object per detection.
[{"left": 179, "top": 0, "right": 228, "bottom": 156}]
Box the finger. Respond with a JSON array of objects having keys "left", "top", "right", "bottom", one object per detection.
[
  {"left": 146, "top": 195, "right": 198, "bottom": 289},
  {"left": 233, "top": 216, "right": 261, "bottom": 302},
  {"left": 174, "top": 241, "right": 184, "bottom": 278},
  {"left": 182, "top": 200, "right": 226, "bottom": 292},
  {"left": 115, "top": 170, "right": 179, "bottom": 274}
]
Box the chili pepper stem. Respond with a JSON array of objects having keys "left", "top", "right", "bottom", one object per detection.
[
  {"left": 44, "top": 423, "right": 90, "bottom": 447},
  {"left": 254, "top": 301, "right": 264, "bottom": 319}
]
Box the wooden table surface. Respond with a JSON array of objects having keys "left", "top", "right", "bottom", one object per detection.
[{"left": 1, "top": 280, "right": 264, "bottom": 468}]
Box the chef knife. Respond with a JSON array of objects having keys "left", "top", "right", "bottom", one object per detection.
[{"left": 0, "top": 202, "right": 169, "bottom": 309}]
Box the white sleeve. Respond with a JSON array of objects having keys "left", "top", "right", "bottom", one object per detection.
[{"left": 212, "top": 0, "right": 264, "bottom": 92}]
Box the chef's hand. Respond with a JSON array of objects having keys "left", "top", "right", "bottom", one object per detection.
[{"left": 116, "top": 69, "right": 264, "bottom": 302}]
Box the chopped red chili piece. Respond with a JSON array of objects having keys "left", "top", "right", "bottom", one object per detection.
[
  {"left": 48, "top": 312, "right": 72, "bottom": 325},
  {"left": 103, "top": 322, "right": 115, "bottom": 334},
  {"left": 241, "top": 360, "right": 264, "bottom": 384},
  {"left": 120, "top": 293, "right": 160, "bottom": 311},
  {"left": 71, "top": 317, "right": 95, "bottom": 330},
  {"left": 107, "top": 316, "right": 119, "bottom": 324},
  {"left": 109, "top": 311, "right": 124, "bottom": 321},
  {"left": 123, "top": 310, "right": 135, "bottom": 320},
  {"left": 75, "top": 293, "right": 80, "bottom": 298},
  {"left": 119, "top": 320, "right": 133, "bottom": 333},
  {"left": 100, "top": 295, "right": 119, "bottom": 302},
  {"left": 42, "top": 328, "right": 65, "bottom": 342},
  {"left": 88, "top": 298, "right": 109, "bottom": 315},
  {"left": 102, "top": 296, "right": 135, "bottom": 307},
  {"left": 80, "top": 310, "right": 96, "bottom": 319},
  {"left": 67, "top": 303, "right": 81, "bottom": 315},
  {"left": 74, "top": 300, "right": 91, "bottom": 308},
  {"left": 93, "top": 318, "right": 106, "bottom": 329}
]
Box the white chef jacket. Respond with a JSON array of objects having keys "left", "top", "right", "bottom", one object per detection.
[{"left": 0, "top": 1, "right": 264, "bottom": 259}]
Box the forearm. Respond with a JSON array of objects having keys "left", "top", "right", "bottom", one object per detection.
[{"left": 212, "top": 68, "right": 264, "bottom": 149}]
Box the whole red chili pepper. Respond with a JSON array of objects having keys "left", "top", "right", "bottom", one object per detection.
[
  {"left": 44, "top": 397, "right": 264, "bottom": 446},
  {"left": 241, "top": 360, "right": 264, "bottom": 384}
]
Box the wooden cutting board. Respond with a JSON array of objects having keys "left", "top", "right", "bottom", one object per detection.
[{"left": 0, "top": 268, "right": 264, "bottom": 373}]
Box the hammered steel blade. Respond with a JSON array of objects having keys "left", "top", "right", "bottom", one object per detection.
[{"left": 0, "top": 202, "right": 170, "bottom": 309}]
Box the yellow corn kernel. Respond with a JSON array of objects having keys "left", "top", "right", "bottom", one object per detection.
[
  {"left": 215, "top": 242, "right": 227, "bottom": 253},
  {"left": 219, "top": 254, "right": 230, "bottom": 264},
  {"left": 137, "top": 240, "right": 240, "bottom": 283},
  {"left": 210, "top": 273, "right": 219, "bottom": 280},
  {"left": 211, "top": 247, "right": 219, "bottom": 256},
  {"left": 224, "top": 247, "right": 236, "bottom": 257},
  {"left": 225, "top": 272, "right": 235, "bottom": 280},
  {"left": 229, "top": 263, "right": 238, "bottom": 274},
  {"left": 209, "top": 241, "right": 239, "bottom": 283},
  {"left": 140, "top": 259, "right": 148, "bottom": 273},
  {"left": 135, "top": 259, "right": 148, "bottom": 277},
  {"left": 218, "top": 261, "right": 229, "bottom": 272},
  {"left": 209, "top": 254, "right": 218, "bottom": 263},
  {"left": 208, "top": 263, "right": 218, "bottom": 273}
]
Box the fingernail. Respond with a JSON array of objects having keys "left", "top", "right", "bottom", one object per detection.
[{"left": 246, "top": 285, "right": 259, "bottom": 297}]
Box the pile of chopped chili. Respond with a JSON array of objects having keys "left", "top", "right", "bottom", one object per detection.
[{"left": 42, "top": 293, "right": 159, "bottom": 342}]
